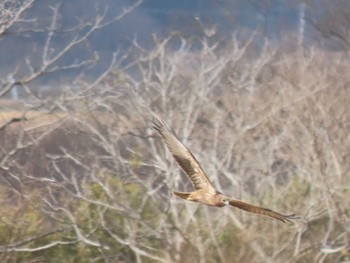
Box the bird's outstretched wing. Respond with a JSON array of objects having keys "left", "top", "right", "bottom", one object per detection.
[
  {"left": 153, "top": 118, "right": 214, "bottom": 191},
  {"left": 229, "top": 198, "right": 298, "bottom": 223}
]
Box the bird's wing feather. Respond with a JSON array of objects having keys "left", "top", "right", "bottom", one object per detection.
[
  {"left": 229, "top": 198, "right": 298, "bottom": 223},
  {"left": 153, "top": 118, "right": 214, "bottom": 191}
]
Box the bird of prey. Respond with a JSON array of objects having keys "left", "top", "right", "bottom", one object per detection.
[{"left": 153, "top": 118, "right": 298, "bottom": 223}]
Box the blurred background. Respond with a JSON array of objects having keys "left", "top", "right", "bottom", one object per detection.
[{"left": 0, "top": 0, "right": 349, "bottom": 262}]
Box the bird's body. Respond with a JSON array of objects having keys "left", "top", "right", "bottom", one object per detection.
[
  {"left": 153, "top": 118, "right": 298, "bottom": 223},
  {"left": 174, "top": 189, "right": 227, "bottom": 207}
]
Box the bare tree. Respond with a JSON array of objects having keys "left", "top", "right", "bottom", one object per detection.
[
  {"left": 306, "top": 0, "right": 350, "bottom": 51},
  {"left": 1, "top": 2, "right": 350, "bottom": 261}
]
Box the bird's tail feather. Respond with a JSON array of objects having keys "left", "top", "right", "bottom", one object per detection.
[{"left": 173, "top": 191, "right": 191, "bottom": 200}]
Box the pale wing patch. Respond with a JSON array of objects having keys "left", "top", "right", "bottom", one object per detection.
[
  {"left": 153, "top": 119, "right": 213, "bottom": 190},
  {"left": 173, "top": 154, "right": 210, "bottom": 190}
]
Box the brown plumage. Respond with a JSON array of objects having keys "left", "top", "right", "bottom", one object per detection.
[{"left": 153, "top": 118, "right": 298, "bottom": 223}]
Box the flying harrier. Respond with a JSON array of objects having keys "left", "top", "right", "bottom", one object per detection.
[{"left": 153, "top": 118, "right": 297, "bottom": 223}]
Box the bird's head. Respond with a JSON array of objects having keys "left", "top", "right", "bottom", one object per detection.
[
  {"left": 216, "top": 194, "right": 230, "bottom": 207},
  {"left": 222, "top": 197, "right": 230, "bottom": 206}
]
